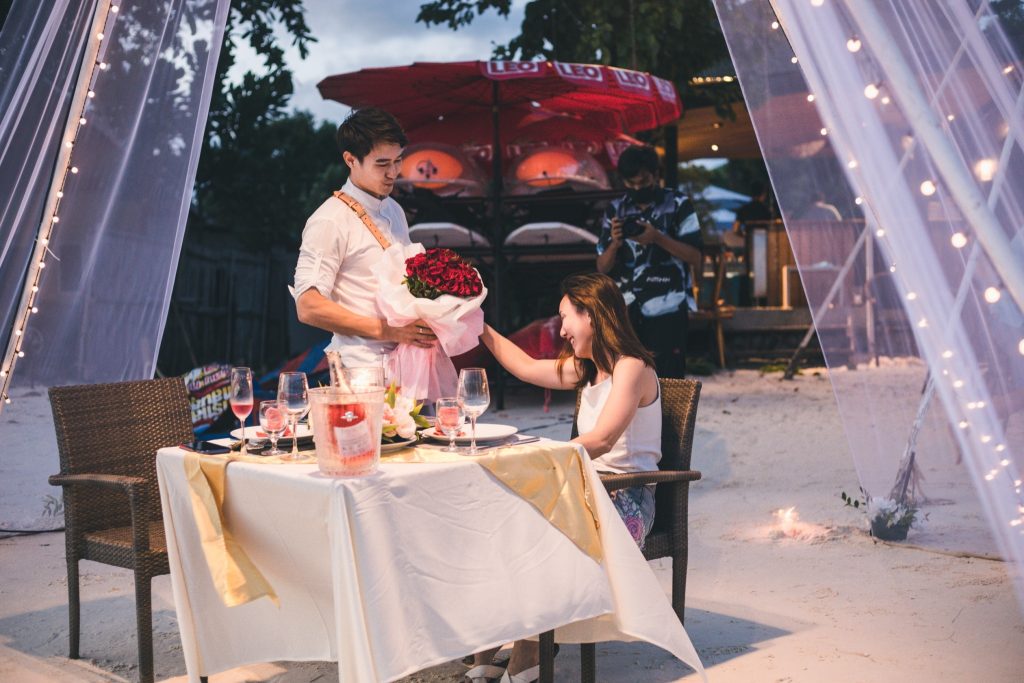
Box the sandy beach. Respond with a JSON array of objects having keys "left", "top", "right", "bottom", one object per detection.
[{"left": 2, "top": 366, "right": 1022, "bottom": 682}]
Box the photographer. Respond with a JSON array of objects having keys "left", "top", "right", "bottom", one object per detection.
[{"left": 596, "top": 145, "right": 702, "bottom": 378}]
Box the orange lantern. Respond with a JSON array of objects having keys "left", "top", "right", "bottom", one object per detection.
[
  {"left": 401, "top": 148, "right": 464, "bottom": 189},
  {"left": 514, "top": 149, "right": 580, "bottom": 188}
]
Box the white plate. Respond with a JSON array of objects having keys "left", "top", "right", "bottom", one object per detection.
[
  {"left": 380, "top": 437, "right": 417, "bottom": 453},
  {"left": 422, "top": 423, "right": 518, "bottom": 444},
  {"left": 232, "top": 424, "right": 313, "bottom": 440}
]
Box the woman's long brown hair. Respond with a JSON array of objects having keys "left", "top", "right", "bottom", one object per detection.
[{"left": 555, "top": 273, "right": 656, "bottom": 388}]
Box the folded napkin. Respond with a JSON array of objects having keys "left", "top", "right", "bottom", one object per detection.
[
  {"left": 183, "top": 452, "right": 280, "bottom": 607},
  {"left": 383, "top": 442, "right": 602, "bottom": 562}
]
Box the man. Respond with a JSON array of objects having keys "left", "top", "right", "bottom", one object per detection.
[
  {"left": 731, "top": 181, "right": 773, "bottom": 238},
  {"left": 596, "top": 145, "right": 703, "bottom": 378},
  {"left": 293, "top": 107, "right": 435, "bottom": 367}
]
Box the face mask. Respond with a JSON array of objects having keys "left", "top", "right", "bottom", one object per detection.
[{"left": 626, "top": 185, "right": 658, "bottom": 205}]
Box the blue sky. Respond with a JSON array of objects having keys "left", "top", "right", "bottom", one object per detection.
[{"left": 231, "top": 0, "right": 527, "bottom": 123}]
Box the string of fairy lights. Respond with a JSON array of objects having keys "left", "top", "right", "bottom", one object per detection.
[
  {"left": 0, "top": 0, "right": 119, "bottom": 411},
  {"left": 768, "top": 0, "right": 1024, "bottom": 531}
]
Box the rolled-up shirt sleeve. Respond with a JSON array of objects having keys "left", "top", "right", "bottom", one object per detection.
[{"left": 293, "top": 216, "right": 346, "bottom": 302}]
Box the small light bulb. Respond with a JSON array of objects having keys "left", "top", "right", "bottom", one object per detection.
[
  {"left": 881, "top": 96, "right": 890, "bottom": 105},
  {"left": 87, "top": 90, "right": 95, "bottom": 98},
  {"left": 984, "top": 287, "right": 1001, "bottom": 303},
  {"left": 973, "top": 158, "right": 997, "bottom": 182},
  {"left": 807, "top": 94, "right": 815, "bottom": 102},
  {"left": 996, "top": 444, "right": 1006, "bottom": 452},
  {"left": 3, "top": 397, "right": 9, "bottom": 404},
  {"left": 864, "top": 83, "right": 880, "bottom": 99},
  {"left": 710, "top": 144, "right": 719, "bottom": 152},
  {"left": 920, "top": 180, "right": 936, "bottom": 196},
  {"left": 14, "top": 329, "right": 21, "bottom": 336},
  {"left": 17, "top": 351, "right": 24, "bottom": 358},
  {"left": 71, "top": 166, "right": 79, "bottom": 174},
  {"left": 40, "top": 237, "right": 48, "bottom": 245},
  {"left": 820, "top": 127, "right": 828, "bottom": 136},
  {"left": 65, "top": 141, "right": 73, "bottom": 149},
  {"left": 917, "top": 318, "right": 928, "bottom": 328},
  {"left": 31, "top": 307, "right": 38, "bottom": 313},
  {"left": 847, "top": 38, "right": 861, "bottom": 52},
  {"left": 847, "top": 160, "right": 858, "bottom": 169},
  {"left": 947, "top": 114, "right": 955, "bottom": 122},
  {"left": 771, "top": 21, "right": 780, "bottom": 30},
  {"left": 959, "top": 420, "right": 969, "bottom": 429},
  {"left": 31, "top": 286, "right": 38, "bottom": 293},
  {"left": 96, "top": 32, "right": 104, "bottom": 40},
  {"left": 875, "top": 229, "right": 885, "bottom": 237},
  {"left": 79, "top": 117, "right": 86, "bottom": 125},
  {"left": 951, "top": 232, "right": 967, "bottom": 248},
  {"left": 1001, "top": 459, "right": 1011, "bottom": 467},
  {"left": 889, "top": 265, "right": 896, "bottom": 273},
  {"left": 791, "top": 57, "right": 798, "bottom": 64},
  {"left": 0, "top": 370, "right": 6, "bottom": 377},
  {"left": 38, "top": 262, "right": 46, "bottom": 269},
  {"left": 99, "top": 62, "right": 108, "bottom": 70},
  {"left": 953, "top": 380, "right": 965, "bottom": 388},
  {"left": 906, "top": 292, "right": 917, "bottom": 300},
  {"left": 1018, "top": 338, "right": 1024, "bottom": 355},
  {"left": 111, "top": 4, "right": 119, "bottom": 11},
  {"left": 854, "top": 196, "right": 863, "bottom": 205},
  {"left": 811, "top": 0, "right": 824, "bottom": 6},
  {"left": 1003, "top": 64, "right": 1013, "bottom": 74},
  {"left": 942, "top": 350, "right": 953, "bottom": 359}
]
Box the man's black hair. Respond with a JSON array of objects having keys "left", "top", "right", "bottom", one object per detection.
[
  {"left": 336, "top": 107, "right": 408, "bottom": 161},
  {"left": 750, "top": 181, "right": 766, "bottom": 197},
  {"left": 617, "top": 145, "right": 660, "bottom": 179}
]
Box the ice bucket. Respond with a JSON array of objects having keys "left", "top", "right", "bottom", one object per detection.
[{"left": 308, "top": 386, "right": 385, "bottom": 476}]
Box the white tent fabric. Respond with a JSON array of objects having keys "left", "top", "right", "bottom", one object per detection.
[
  {"left": 714, "top": 0, "right": 1024, "bottom": 601},
  {"left": 0, "top": 0, "right": 229, "bottom": 391}
]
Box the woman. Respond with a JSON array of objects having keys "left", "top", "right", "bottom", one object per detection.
[{"left": 466, "top": 272, "right": 662, "bottom": 683}]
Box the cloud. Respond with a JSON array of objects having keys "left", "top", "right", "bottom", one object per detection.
[{"left": 231, "top": 0, "right": 526, "bottom": 123}]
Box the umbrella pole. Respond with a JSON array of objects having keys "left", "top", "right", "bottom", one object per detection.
[{"left": 491, "top": 81, "right": 507, "bottom": 408}]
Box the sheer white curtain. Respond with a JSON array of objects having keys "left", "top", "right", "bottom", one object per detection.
[
  {"left": 0, "top": 0, "right": 229, "bottom": 390},
  {"left": 0, "top": 0, "right": 228, "bottom": 530},
  {"left": 714, "top": 0, "right": 1024, "bottom": 601}
]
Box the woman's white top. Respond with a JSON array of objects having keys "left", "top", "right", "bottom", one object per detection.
[{"left": 577, "top": 375, "right": 662, "bottom": 474}]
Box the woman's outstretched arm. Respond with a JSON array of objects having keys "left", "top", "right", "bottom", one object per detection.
[
  {"left": 572, "top": 357, "right": 650, "bottom": 458},
  {"left": 480, "top": 324, "right": 580, "bottom": 390}
]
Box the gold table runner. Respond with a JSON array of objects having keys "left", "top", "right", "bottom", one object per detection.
[
  {"left": 183, "top": 451, "right": 285, "bottom": 607},
  {"left": 383, "top": 443, "right": 603, "bottom": 563}
]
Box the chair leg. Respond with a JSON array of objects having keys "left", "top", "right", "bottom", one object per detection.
[
  {"left": 134, "top": 569, "right": 155, "bottom": 683},
  {"left": 580, "top": 643, "right": 596, "bottom": 683},
  {"left": 539, "top": 630, "right": 556, "bottom": 683},
  {"left": 67, "top": 556, "right": 80, "bottom": 659},
  {"left": 672, "top": 488, "right": 691, "bottom": 625}
]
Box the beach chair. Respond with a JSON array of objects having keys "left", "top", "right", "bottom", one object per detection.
[
  {"left": 47, "top": 377, "right": 205, "bottom": 683},
  {"left": 539, "top": 378, "right": 703, "bottom": 683}
]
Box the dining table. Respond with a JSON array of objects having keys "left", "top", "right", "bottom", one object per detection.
[{"left": 155, "top": 433, "right": 706, "bottom": 682}]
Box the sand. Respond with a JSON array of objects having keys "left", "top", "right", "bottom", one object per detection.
[{"left": 1, "top": 367, "right": 1022, "bottom": 682}]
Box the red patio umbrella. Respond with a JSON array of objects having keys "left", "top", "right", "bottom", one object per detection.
[{"left": 317, "top": 60, "right": 682, "bottom": 183}]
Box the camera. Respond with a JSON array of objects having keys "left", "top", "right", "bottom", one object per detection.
[{"left": 621, "top": 216, "right": 645, "bottom": 238}]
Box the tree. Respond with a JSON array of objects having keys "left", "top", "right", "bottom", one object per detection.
[
  {"left": 189, "top": 0, "right": 346, "bottom": 249},
  {"left": 416, "top": 0, "right": 737, "bottom": 111}
]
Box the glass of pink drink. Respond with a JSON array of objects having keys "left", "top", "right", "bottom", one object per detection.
[
  {"left": 229, "top": 367, "right": 253, "bottom": 455},
  {"left": 435, "top": 398, "right": 464, "bottom": 453}
]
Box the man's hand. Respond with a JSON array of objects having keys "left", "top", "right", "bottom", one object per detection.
[
  {"left": 608, "top": 217, "right": 625, "bottom": 247},
  {"left": 631, "top": 220, "right": 658, "bottom": 245},
  {"left": 383, "top": 319, "right": 437, "bottom": 348}
]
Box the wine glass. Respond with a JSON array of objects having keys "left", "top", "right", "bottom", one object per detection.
[
  {"left": 259, "top": 400, "right": 288, "bottom": 456},
  {"left": 435, "top": 397, "right": 464, "bottom": 453},
  {"left": 230, "top": 367, "right": 253, "bottom": 455},
  {"left": 456, "top": 368, "right": 489, "bottom": 455},
  {"left": 277, "top": 372, "right": 309, "bottom": 461}
]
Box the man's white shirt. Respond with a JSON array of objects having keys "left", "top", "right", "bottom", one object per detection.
[{"left": 292, "top": 179, "right": 411, "bottom": 366}]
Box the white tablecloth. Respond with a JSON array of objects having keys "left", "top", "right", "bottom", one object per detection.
[{"left": 156, "top": 443, "right": 705, "bottom": 682}]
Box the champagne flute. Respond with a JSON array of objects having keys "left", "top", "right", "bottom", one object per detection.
[
  {"left": 435, "top": 397, "right": 464, "bottom": 453},
  {"left": 230, "top": 367, "right": 253, "bottom": 455},
  {"left": 456, "top": 368, "right": 490, "bottom": 455},
  {"left": 277, "top": 372, "right": 309, "bottom": 461},
  {"left": 259, "top": 400, "right": 288, "bottom": 456}
]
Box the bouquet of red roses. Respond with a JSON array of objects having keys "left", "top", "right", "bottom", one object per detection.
[
  {"left": 377, "top": 244, "right": 488, "bottom": 400},
  {"left": 404, "top": 248, "right": 483, "bottom": 299}
]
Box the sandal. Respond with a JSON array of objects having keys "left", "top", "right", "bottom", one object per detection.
[
  {"left": 465, "top": 664, "right": 507, "bottom": 683},
  {"left": 499, "top": 665, "right": 540, "bottom": 683}
]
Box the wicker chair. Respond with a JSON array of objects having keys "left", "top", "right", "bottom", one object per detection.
[
  {"left": 47, "top": 377, "right": 201, "bottom": 683},
  {"left": 538, "top": 378, "right": 703, "bottom": 683}
]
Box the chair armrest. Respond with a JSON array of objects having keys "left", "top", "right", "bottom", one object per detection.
[
  {"left": 48, "top": 473, "right": 147, "bottom": 490},
  {"left": 48, "top": 473, "right": 153, "bottom": 552},
  {"left": 599, "top": 469, "right": 702, "bottom": 493}
]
